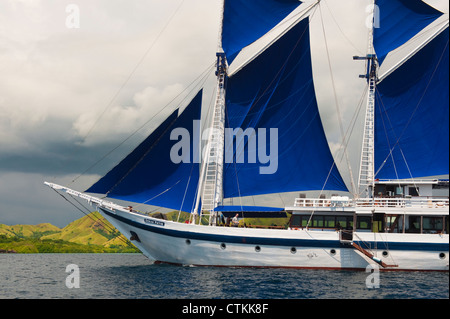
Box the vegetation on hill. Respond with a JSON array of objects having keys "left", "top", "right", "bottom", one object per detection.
[{"left": 0, "top": 212, "right": 139, "bottom": 254}]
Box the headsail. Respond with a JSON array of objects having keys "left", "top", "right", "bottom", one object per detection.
[
  {"left": 373, "top": 0, "right": 443, "bottom": 65},
  {"left": 221, "top": 0, "right": 302, "bottom": 64},
  {"left": 86, "top": 90, "right": 203, "bottom": 212},
  {"left": 374, "top": 27, "right": 449, "bottom": 179},
  {"left": 223, "top": 18, "right": 348, "bottom": 199}
]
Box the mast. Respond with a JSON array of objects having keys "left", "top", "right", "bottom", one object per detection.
[
  {"left": 193, "top": 1, "right": 227, "bottom": 225},
  {"left": 354, "top": 2, "right": 377, "bottom": 198},
  {"left": 198, "top": 53, "right": 227, "bottom": 225}
]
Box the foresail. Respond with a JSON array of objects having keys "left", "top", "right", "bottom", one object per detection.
[
  {"left": 86, "top": 90, "right": 202, "bottom": 212},
  {"left": 374, "top": 0, "right": 443, "bottom": 65},
  {"left": 223, "top": 18, "right": 348, "bottom": 199},
  {"left": 221, "top": 0, "right": 301, "bottom": 65},
  {"left": 86, "top": 109, "right": 178, "bottom": 195},
  {"left": 374, "top": 27, "right": 449, "bottom": 180}
]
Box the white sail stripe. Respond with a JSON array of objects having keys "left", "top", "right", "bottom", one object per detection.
[{"left": 378, "top": 19, "right": 449, "bottom": 82}]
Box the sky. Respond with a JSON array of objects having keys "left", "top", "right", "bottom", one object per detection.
[{"left": 0, "top": 0, "right": 448, "bottom": 227}]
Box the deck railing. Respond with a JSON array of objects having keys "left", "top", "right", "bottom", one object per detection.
[{"left": 293, "top": 196, "right": 449, "bottom": 209}]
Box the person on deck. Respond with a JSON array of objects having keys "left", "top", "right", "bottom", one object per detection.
[{"left": 232, "top": 213, "right": 239, "bottom": 227}]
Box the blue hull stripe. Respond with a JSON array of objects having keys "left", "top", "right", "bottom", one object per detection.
[{"left": 101, "top": 209, "right": 449, "bottom": 252}]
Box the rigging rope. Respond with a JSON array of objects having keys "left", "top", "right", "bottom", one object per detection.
[{"left": 50, "top": 188, "right": 134, "bottom": 248}]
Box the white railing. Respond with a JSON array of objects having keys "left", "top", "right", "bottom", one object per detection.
[
  {"left": 44, "top": 182, "right": 129, "bottom": 213},
  {"left": 294, "top": 196, "right": 350, "bottom": 208},
  {"left": 374, "top": 179, "right": 441, "bottom": 184},
  {"left": 293, "top": 196, "right": 449, "bottom": 209}
]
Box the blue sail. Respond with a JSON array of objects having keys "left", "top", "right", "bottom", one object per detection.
[
  {"left": 374, "top": 28, "right": 449, "bottom": 180},
  {"left": 223, "top": 18, "right": 348, "bottom": 199},
  {"left": 87, "top": 90, "right": 202, "bottom": 212},
  {"left": 221, "top": 0, "right": 301, "bottom": 64},
  {"left": 374, "top": 0, "right": 442, "bottom": 65}
]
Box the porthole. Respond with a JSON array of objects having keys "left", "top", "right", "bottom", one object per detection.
[
  {"left": 382, "top": 251, "right": 389, "bottom": 258},
  {"left": 290, "top": 247, "right": 297, "bottom": 254},
  {"left": 439, "top": 253, "right": 446, "bottom": 260},
  {"left": 330, "top": 249, "right": 336, "bottom": 256},
  {"left": 220, "top": 243, "right": 226, "bottom": 250},
  {"left": 185, "top": 239, "right": 191, "bottom": 245},
  {"left": 255, "top": 246, "right": 261, "bottom": 252}
]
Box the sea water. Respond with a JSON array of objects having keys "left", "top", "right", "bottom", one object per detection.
[{"left": 0, "top": 253, "right": 448, "bottom": 299}]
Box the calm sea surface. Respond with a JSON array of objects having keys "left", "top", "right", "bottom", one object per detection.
[{"left": 0, "top": 253, "right": 448, "bottom": 300}]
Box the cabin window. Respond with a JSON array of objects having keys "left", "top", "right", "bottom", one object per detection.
[
  {"left": 336, "top": 217, "right": 353, "bottom": 230},
  {"left": 356, "top": 216, "right": 371, "bottom": 230},
  {"left": 336, "top": 217, "right": 346, "bottom": 229},
  {"left": 290, "top": 215, "right": 353, "bottom": 230},
  {"left": 301, "top": 218, "right": 309, "bottom": 227},
  {"left": 324, "top": 216, "right": 335, "bottom": 228},
  {"left": 290, "top": 215, "right": 310, "bottom": 228},
  {"left": 386, "top": 215, "right": 402, "bottom": 233},
  {"left": 312, "top": 216, "right": 324, "bottom": 227},
  {"left": 422, "top": 217, "right": 444, "bottom": 233},
  {"left": 406, "top": 216, "right": 421, "bottom": 233}
]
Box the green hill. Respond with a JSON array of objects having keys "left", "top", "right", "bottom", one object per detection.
[
  {"left": 0, "top": 212, "right": 139, "bottom": 254},
  {"left": 42, "top": 211, "right": 124, "bottom": 246},
  {"left": 0, "top": 223, "right": 61, "bottom": 238}
]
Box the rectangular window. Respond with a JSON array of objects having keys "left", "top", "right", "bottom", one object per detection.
[
  {"left": 324, "top": 216, "right": 335, "bottom": 228},
  {"left": 301, "top": 217, "right": 309, "bottom": 227},
  {"left": 312, "top": 216, "right": 324, "bottom": 228},
  {"left": 356, "top": 216, "right": 371, "bottom": 230},
  {"left": 386, "top": 215, "right": 403, "bottom": 233},
  {"left": 336, "top": 217, "right": 347, "bottom": 229},
  {"left": 407, "top": 216, "right": 421, "bottom": 233},
  {"left": 423, "top": 217, "right": 443, "bottom": 233}
]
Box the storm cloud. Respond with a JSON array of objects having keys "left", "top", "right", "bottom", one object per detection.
[{"left": 0, "top": 0, "right": 447, "bottom": 226}]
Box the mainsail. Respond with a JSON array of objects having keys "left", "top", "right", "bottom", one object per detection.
[
  {"left": 221, "top": 0, "right": 302, "bottom": 64},
  {"left": 223, "top": 18, "right": 348, "bottom": 198},
  {"left": 373, "top": 0, "right": 443, "bottom": 65},
  {"left": 374, "top": 27, "right": 449, "bottom": 180},
  {"left": 86, "top": 90, "right": 202, "bottom": 212}
]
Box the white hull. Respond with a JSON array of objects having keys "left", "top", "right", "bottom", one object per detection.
[{"left": 99, "top": 207, "right": 449, "bottom": 271}]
